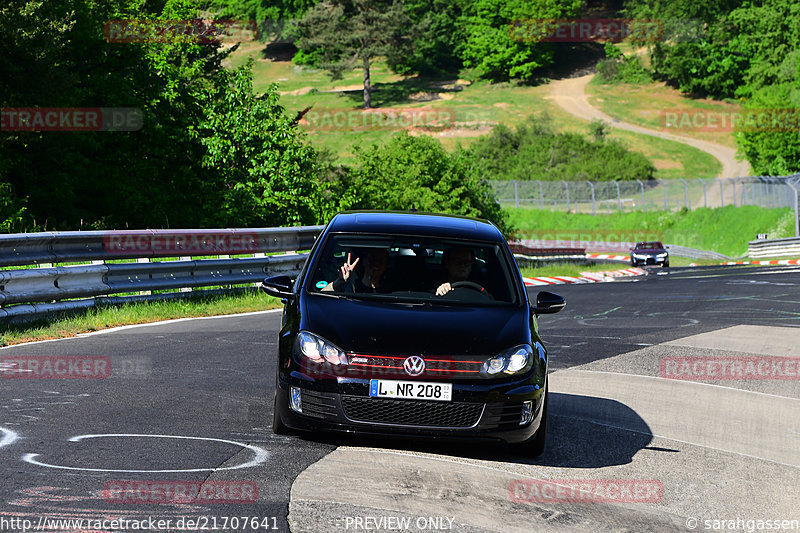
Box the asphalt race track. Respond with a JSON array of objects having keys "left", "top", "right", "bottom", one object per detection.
[{"left": 1, "top": 264, "right": 799, "bottom": 533}]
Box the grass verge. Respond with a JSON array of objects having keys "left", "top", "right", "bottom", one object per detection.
[
  {"left": 520, "top": 262, "right": 628, "bottom": 279},
  {"left": 507, "top": 205, "right": 794, "bottom": 257},
  {"left": 0, "top": 291, "right": 282, "bottom": 347}
]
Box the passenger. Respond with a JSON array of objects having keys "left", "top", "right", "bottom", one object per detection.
[
  {"left": 323, "top": 248, "right": 390, "bottom": 293},
  {"left": 434, "top": 246, "right": 475, "bottom": 296}
]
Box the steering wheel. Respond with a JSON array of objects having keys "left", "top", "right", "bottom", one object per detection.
[{"left": 450, "top": 281, "right": 486, "bottom": 293}]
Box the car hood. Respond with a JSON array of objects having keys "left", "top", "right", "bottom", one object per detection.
[
  {"left": 303, "top": 294, "right": 528, "bottom": 357},
  {"left": 633, "top": 248, "right": 667, "bottom": 255}
]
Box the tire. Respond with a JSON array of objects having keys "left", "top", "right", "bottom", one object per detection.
[
  {"left": 664, "top": 261, "right": 670, "bottom": 268},
  {"left": 272, "top": 391, "right": 290, "bottom": 435},
  {"left": 510, "top": 386, "right": 548, "bottom": 457}
]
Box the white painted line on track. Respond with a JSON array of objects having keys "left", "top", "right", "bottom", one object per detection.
[{"left": 22, "top": 433, "right": 270, "bottom": 473}]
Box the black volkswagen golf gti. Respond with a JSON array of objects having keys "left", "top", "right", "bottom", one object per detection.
[{"left": 261, "top": 211, "right": 565, "bottom": 455}]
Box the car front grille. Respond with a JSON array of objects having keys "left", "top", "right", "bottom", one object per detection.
[
  {"left": 341, "top": 395, "right": 484, "bottom": 428},
  {"left": 344, "top": 353, "right": 483, "bottom": 379}
]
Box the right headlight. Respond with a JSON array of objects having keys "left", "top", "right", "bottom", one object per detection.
[
  {"left": 295, "top": 331, "right": 348, "bottom": 365},
  {"left": 481, "top": 344, "right": 537, "bottom": 376}
]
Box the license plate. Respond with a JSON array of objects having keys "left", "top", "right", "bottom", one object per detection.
[{"left": 369, "top": 379, "right": 452, "bottom": 402}]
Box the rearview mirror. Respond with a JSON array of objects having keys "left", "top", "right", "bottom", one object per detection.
[
  {"left": 260, "top": 276, "right": 294, "bottom": 300},
  {"left": 532, "top": 291, "right": 566, "bottom": 315}
]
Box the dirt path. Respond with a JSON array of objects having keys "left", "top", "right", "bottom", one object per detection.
[{"left": 546, "top": 75, "right": 751, "bottom": 206}]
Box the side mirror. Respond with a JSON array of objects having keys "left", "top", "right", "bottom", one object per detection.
[
  {"left": 260, "top": 275, "right": 295, "bottom": 300},
  {"left": 532, "top": 291, "right": 566, "bottom": 315}
]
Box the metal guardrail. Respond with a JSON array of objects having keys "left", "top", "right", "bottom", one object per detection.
[
  {"left": 0, "top": 227, "right": 322, "bottom": 267},
  {"left": 748, "top": 237, "right": 800, "bottom": 259},
  {"left": 0, "top": 226, "right": 325, "bottom": 322}
]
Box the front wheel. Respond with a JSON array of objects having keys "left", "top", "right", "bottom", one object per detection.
[{"left": 272, "top": 391, "right": 290, "bottom": 435}]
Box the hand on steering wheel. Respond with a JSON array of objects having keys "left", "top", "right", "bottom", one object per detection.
[{"left": 450, "top": 281, "right": 486, "bottom": 293}]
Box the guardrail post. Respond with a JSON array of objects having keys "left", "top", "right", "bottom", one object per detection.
[
  {"left": 679, "top": 178, "right": 689, "bottom": 209},
  {"left": 635, "top": 179, "right": 645, "bottom": 211},
  {"left": 697, "top": 178, "right": 707, "bottom": 208},
  {"left": 614, "top": 181, "right": 622, "bottom": 211},
  {"left": 732, "top": 179, "right": 737, "bottom": 207},
  {"left": 561, "top": 180, "right": 570, "bottom": 212},
  {"left": 586, "top": 181, "right": 596, "bottom": 215},
  {"left": 657, "top": 179, "right": 667, "bottom": 210},
  {"left": 536, "top": 180, "right": 544, "bottom": 209},
  {"left": 716, "top": 178, "right": 724, "bottom": 207},
  {"left": 513, "top": 180, "right": 519, "bottom": 208},
  {"left": 787, "top": 179, "right": 800, "bottom": 237}
]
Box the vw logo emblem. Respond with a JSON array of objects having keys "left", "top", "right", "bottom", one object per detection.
[{"left": 403, "top": 356, "right": 425, "bottom": 377}]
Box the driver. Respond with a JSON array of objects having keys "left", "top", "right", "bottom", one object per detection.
[{"left": 434, "top": 246, "right": 476, "bottom": 296}]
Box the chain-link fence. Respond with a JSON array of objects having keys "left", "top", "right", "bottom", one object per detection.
[{"left": 491, "top": 174, "right": 800, "bottom": 227}]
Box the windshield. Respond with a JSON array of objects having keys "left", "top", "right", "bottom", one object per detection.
[
  {"left": 306, "top": 234, "right": 519, "bottom": 305},
  {"left": 636, "top": 242, "right": 664, "bottom": 250}
]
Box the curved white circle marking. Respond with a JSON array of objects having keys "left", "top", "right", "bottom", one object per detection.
[
  {"left": 0, "top": 427, "right": 20, "bottom": 449},
  {"left": 23, "top": 433, "right": 269, "bottom": 473}
]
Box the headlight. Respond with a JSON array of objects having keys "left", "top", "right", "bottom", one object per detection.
[
  {"left": 657, "top": 253, "right": 668, "bottom": 258},
  {"left": 481, "top": 344, "right": 535, "bottom": 376},
  {"left": 296, "top": 331, "right": 348, "bottom": 365}
]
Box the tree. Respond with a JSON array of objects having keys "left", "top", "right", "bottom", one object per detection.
[
  {"left": 456, "top": 0, "right": 582, "bottom": 82},
  {"left": 338, "top": 133, "right": 511, "bottom": 235},
  {"left": 294, "top": 0, "right": 416, "bottom": 108},
  {"left": 197, "top": 65, "right": 329, "bottom": 227}
]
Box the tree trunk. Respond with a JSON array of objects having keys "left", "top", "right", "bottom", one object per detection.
[{"left": 362, "top": 57, "right": 371, "bottom": 109}]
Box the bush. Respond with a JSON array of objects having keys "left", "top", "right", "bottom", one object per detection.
[
  {"left": 334, "top": 133, "right": 511, "bottom": 236},
  {"left": 596, "top": 44, "right": 651, "bottom": 84},
  {"left": 466, "top": 114, "right": 656, "bottom": 182}
]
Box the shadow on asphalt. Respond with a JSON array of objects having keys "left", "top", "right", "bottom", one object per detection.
[{"left": 276, "top": 393, "right": 654, "bottom": 469}]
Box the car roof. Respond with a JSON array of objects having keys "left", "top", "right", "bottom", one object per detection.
[
  {"left": 635, "top": 241, "right": 664, "bottom": 247},
  {"left": 325, "top": 211, "right": 504, "bottom": 242}
]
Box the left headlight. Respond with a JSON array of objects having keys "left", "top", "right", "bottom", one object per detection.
[{"left": 481, "top": 344, "right": 536, "bottom": 376}]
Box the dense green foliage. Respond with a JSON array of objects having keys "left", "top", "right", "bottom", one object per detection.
[
  {"left": 332, "top": 133, "right": 511, "bottom": 235},
  {"left": 624, "top": 0, "right": 800, "bottom": 172},
  {"left": 466, "top": 115, "right": 656, "bottom": 182},
  {"left": 457, "top": 0, "right": 582, "bottom": 81},
  {"left": 0, "top": 0, "right": 327, "bottom": 231}
]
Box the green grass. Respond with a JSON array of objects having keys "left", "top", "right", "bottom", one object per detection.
[
  {"left": 506, "top": 205, "right": 795, "bottom": 257},
  {"left": 229, "top": 44, "right": 723, "bottom": 177},
  {"left": 520, "top": 262, "right": 625, "bottom": 279},
  {"left": 0, "top": 291, "right": 282, "bottom": 347},
  {"left": 587, "top": 77, "right": 741, "bottom": 150}
]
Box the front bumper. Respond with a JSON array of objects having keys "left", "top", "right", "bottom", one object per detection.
[
  {"left": 274, "top": 374, "right": 545, "bottom": 444},
  {"left": 631, "top": 256, "right": 668, "bottom": 266}
]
